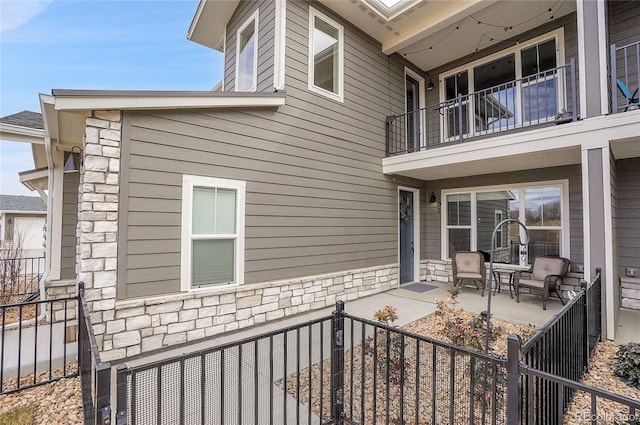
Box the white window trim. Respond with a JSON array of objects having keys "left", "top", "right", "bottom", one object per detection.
[
  {"left": 273, "top": 0, "right": 286, "bottom": 91},
  {"left": 235, "top": 10, "right": 259, "bottom": 92},
  {"left": 438, "top": 28, "right": 566, "bottom": 140},
  {"left": 404, "top": 67, "right": 426, "bottom": 147},
  {"left": 180, "top": 175, "right": 246, "bottom": 291},
  {"left": 308, "top": 6, "right": 344, "bottom": 103},
  {"left": 440, "top": 179, "right": 570, "bottom": 264},
  {"left": 398, "top": 186, "right": 420, "bottom": 283}
]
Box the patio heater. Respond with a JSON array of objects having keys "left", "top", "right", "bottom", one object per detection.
[{"left": 484, "top": 218, "right": 529, "bottom": 355}]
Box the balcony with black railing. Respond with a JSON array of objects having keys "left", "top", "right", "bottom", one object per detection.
[
  {"left": 386, "top": 60, "right": 577, "bottom": 157},
  {"left": 611, "top": 40, "right": 640, "bottom": 114}
]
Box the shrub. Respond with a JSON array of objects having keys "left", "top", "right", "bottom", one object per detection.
[
  {"left": 373, "top": 305, "right": 398, "bottom": 326},
  {"left": 0, "top": 404, "right": 35, "bottom": 425},
  {"left": 613, "top": 342, "right": 640, "bottom": 390}
]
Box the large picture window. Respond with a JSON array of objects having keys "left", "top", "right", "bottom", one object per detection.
[
  {"left": 236, "top": 11, "right": 258, "bottom": 92},
  {"left": 308, "top": 7, "right": 343, "bottom": 102},
  {"left": 442, "top": 182, "right": 567, "bottom": 266},
  {"left": 181, "top": 176, "right": 245, "bottom": 290}
]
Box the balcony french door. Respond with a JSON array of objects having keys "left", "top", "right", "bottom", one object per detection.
[{"left": 442, "top": 38, "right": 561, "bottom": 142}]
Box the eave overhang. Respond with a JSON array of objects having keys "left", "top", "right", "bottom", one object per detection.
[
  {"left": 187, "top": 0, "right": 240, "bottom": 51},
  {"left": 0, "top": 123, "right": 45, "bottom": 144},
  {"left": 49, "top": 89, "right": 286, "bottom": 112}
]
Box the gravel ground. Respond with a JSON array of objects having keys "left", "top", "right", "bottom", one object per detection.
[
  {"left": 280, "top": 299, "right": 538, "bottom": 424},
  {"left": 0, "top": 374, "right": 83, "bottom": 424},
  {"left": 564, "top": 341, "right": 640, "bottom": 424}
]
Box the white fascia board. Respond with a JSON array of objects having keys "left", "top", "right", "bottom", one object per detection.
[
  {"left": 381, "top": 0, "right": 496, "bottom": 54},
  {"left": 0, "top": 210, "right": 46, "bottom": 215},
  {"left": 0, "top": 123, "right": 45, "bottom": 144},
  {"left": 52, "top": 94, "right": 286, "bottom": 111},
  {"left": 383, "top": 112, "right": 640, "bottom": 173}
]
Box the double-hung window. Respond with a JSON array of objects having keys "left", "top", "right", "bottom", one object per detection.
[
  {"left": 236, "top": 11, "right": 258, "bottom": 92},
  {"left": 308, "top": 7, "right": 344, "bottom": 102},
  {"left": 442, "top": 181, "right": 568, "bottom": 266},
  {"left": 181, "top": 175, "right": 245, "bottom": 290}
]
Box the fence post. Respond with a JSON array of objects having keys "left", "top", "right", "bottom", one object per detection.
[
  {"left": 96, "top": 362, "right": 112, "bottom": 425},
  {"left": 570, "top": 58, "right": 578, "bottom": 121},
  {"left": 610, "top": 44, "right": 617, "bottom": 114},
  {"left": 506, "top": 334, "right": 522, "bottom": 424},
  {"left": 581, "top": 278, "right": 589, "bottom": 373},
  {"left": 331, "top": 300, "right": 345, "bottom": 425},
  {"left": 116, "top": 364, "right": 129, "bottom": 425}
]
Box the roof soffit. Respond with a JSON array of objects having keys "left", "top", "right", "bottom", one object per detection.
[{"left": 318, "top": 0, "right": 576, "bottom": 71}]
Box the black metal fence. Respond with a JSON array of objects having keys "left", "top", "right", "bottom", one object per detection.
[
  {"left": 115, "top": 315, "right": 336, "bottom": 425},
  {"left": 0, "top": 295, "right": 78, "bottom": 394},
  {"left": 503, "top": 268, "right": 633, "bottom": 425},
  {"left": 79, "top": 282, "right": 112, "bottom": 425},
  {"left": 386, "top": 61, "right": 577, "bottom": 156},
  {"left": 115, "top": 301, "right": 507, "bottom": 425},
  {"left": 338, "top": 303, "right": 506, "bottom": 425},
  {"left": 0, "top": 256, "right": 44, "bottom": 300},
  {"left": 107, "top": 268, "right": 631, "bottom": 424}
]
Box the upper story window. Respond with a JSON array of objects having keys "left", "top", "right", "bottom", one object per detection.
[
  {"left": 440, "top": 29, "right": 564, "bottom": 140},
  {"left": 308, "top": 7, "right": 344, "bottom": 102},
  {"left": 236, "top": 11, "right": 258, "bottom": 92},
  {"left": 181, "top": 175, "right": 245, "bottom": 290},
  {"left": 442, "top": 181, "right": 568, "bottom": 267}
]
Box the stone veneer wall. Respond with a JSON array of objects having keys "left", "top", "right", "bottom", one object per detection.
[
  {"left": 620, "top": 277, "right": 640, "bottom": 310},
  {"left": 74, "top": 110, "right": 399, "bottom": 362},
  {"left": 419, "top": 259, "right": 585, "bottom": 300},
  {"left": 45, "top": 278, "right": 78, "bottom": 322}
]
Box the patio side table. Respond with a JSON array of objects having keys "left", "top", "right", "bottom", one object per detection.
[{"left": 492, "top": 268, "right": 516, "bottom": 299}]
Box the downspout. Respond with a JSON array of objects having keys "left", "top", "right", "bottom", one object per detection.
[{"left": 5, "top": 98, "right": 57, "bottom": 330}]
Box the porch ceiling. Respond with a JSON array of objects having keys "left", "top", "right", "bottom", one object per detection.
[
  {"left": 319, "top": 0, "right": 576, "bottom": 71},
  {"left": 387, "top": 145, "right": 581, "bottom": 181}
]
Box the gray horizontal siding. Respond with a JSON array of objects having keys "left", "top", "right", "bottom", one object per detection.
[
  {"left": 609, "top": 0, "right": 640, "bottom": 48},
  {"left": 224, "top": 0, "right": 275, "bottom": 92},
  {"left": 616, "top": 158, "right": 640, "bottom": 276},
  {"left": 116, "top": 0, "right": 421, "bottom": 299},
  {"left": 424, "top": 165, "right": 584, "bottom": 265},
  {"left": 61, "top": 172, "right": 78, "bottom": 279},
  {"left": 118, "top": 104, "right": 410, "bottom": 298}
]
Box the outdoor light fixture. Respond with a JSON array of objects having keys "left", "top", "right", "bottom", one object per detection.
[
  {"left": 429, "top": 192, "right": 441, "bottom": 214},
  {"left": 63, "top": 146, "right": 83, "bottom": 173},
  {"left": 426, "top": 73, "right": 435, "bottom": 91}
]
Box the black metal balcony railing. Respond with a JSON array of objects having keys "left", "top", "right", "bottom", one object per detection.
[
  {"left": 611, "top": 40, "right": 640, "bottom": 114},
  {"left": 386, "top": 60, "right": 577, "bottom": 157}
]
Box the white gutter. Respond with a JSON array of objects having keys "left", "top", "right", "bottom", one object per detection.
[{"left": 5, "top": 97, "right": 59, "bottom": 330}]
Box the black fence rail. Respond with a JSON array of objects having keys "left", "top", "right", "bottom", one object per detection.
[
  {"left": 0, "top": 256, "right": 44, "bottom": 300},
  {"left": 506, "top": 269, "right": 605, "bottom": 425},
  {"left": 0, "top": 295, "right": 78, "bottom": 394},
  {"left": 115, "top": 301, "right": 506, "bottom": 425},
  {"left": 79, "top": 282, "right": 112, "bottom": 425},
  {"left": 386, "top": 61, "right": 577, "bottom": 156},
  {"left": 340, "top": 304, "right": 506, "bottom": 425},
  {"left": 116, "top": 315, "right": 336, "bottom": 425}
]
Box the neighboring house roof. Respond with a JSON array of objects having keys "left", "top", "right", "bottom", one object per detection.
[
  {"left": 0, "top": 110, "right": 44, "bottom": 130},
  {"left": 0, "top": 195, "right": 46, "bottom": 213}
]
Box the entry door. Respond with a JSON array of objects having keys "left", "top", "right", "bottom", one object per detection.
[{"left": 399, "top": 190, "right": 414, "bottom": 284}]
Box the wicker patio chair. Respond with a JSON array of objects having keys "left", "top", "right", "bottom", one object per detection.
[
  {"left": 452, "top": 251, "right": 487, "bottom": 297},
  {"left": 514, "top": 256, "right": 570, "bottom": 310}
]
